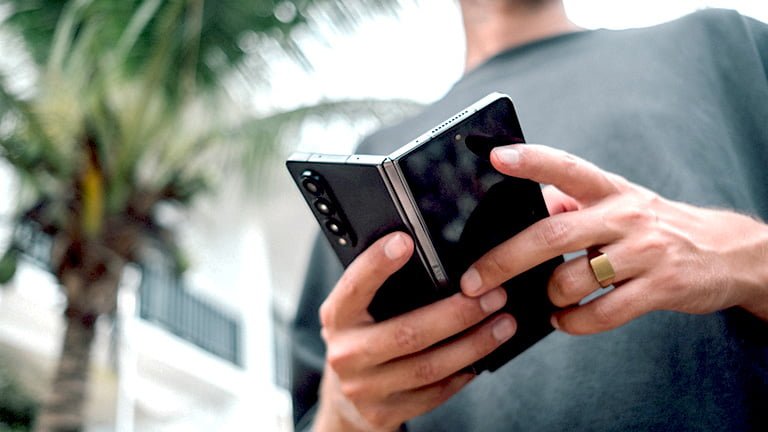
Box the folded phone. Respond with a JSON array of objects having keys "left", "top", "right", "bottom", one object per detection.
[{"left": 287, "top": 93, "right": 563, "bottom": 372}]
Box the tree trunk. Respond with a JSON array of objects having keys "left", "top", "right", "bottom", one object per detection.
[
  {"left": 33, "top": 308, "right": 97, "bottom": 432},
  {"left": 34, "top": 247, "right": 125, "bottom": 432}
]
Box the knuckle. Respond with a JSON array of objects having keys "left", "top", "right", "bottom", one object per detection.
[
  {"left": 548, "top": 278, "right": 567, "bottom": 306},
  {"left": 393, "top": 322, "right": 422, "bottom": 351},
  {"left": 549, "top": 266, "right": 579, "bottom": 306},
  {"left": 413, "top": 359, "right": 439, "bottom": 384},
  {"left": 325, "top": 348, "right": 345, "bottom": 371},
  {"left": 339, "top": 380, "right": 366, "bottom": 404},
  {"left": 319, "top": 300, "right": 335, "bottom": 329},
  {"left": 591, "top": 300, "right": 617, "bottom": 329},
  {"left": 326, "top": 343, "right": 357, "bottom": 372},
  {"left": 364, "top": 408, "right": 391, "bottom": 430},
  {"left": 645, "top": 193, "right": 664, "bottom": 208},
  {"left": 637, "top": 232, "right": 668, "bottom": 257},
  {"left": 471, "top": 330, "right": 497, "bottom": 358},
  {"left": 450, "top": 295, "right": 481, "bottom": 327},
  {"left": 358, "top": 333, "right": 377, "bottom": 364},
  {"left": 481, "top": 249, "right": 514, "bottom": 281},
  {"left": 606, "top": 172, "right": 630, "bottom": 190},
  {"left": 555, "top": 264, "right": 581, "bottom": 293},
  {"left": 605, "top": 205, "right": 654, "bottom": 233},
  {"left": 621, "top": 206, "right": 656, "bottom": 227},
  {"left": 338, "top": 271, "right": 363, "bottom": 297},
  {"left": 537, "top": 218, "right": 571, "bottom": 248},
  {"left": 661, "top": 264, "right": 687, "bottom": 293},
  {"left": 560, "top": 153, "right": 581, "bottom": 177},
  {"left": 437, "top": 375, "right": 468, "bottom": 403}
]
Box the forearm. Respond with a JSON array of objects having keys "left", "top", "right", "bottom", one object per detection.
[
  {"left": 313, "top": 368, "right": 399, "bottom": 432},
  {"left": 313, "top": 375, "right": 361, "bottom": 432}
]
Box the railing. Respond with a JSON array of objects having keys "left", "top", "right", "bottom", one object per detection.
[
  {"left": 13, "top": 221, "right": 242, "bottom": 366},
  {"left": 272, "top": 305, "right": 291, "bottom": 389},
  {"left": 137, "top": 248, "right": 242, "bottom": 366}
]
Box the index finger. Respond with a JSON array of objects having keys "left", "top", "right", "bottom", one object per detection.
[
  {"left": 319, "top": 232, "right": 414, "bottom": 328},
  {"left": 491, "top": 144, "right": 619, "bottom": 205},
  {"left": 460, "top": 204, "right": 621, "bottom": 297}
]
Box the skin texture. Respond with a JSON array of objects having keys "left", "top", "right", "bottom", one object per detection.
[
  {"left": 314, "top": 233, "right": 516, "bottom": 431},
  {"left": 459, "top": 0, "right": 580, "bottom": 71},
  {"left": 314, "top": 146, "right": 768, "bottom": 432},
  {"left": 460, "top": 145, "right": 768, "bottom": 332}
]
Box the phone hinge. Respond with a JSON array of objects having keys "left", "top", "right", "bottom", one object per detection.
[{"left": 380, "top": 159, "right": 449, "bottom": 289}]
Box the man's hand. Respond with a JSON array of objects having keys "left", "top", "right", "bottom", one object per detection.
[
  {"left": 315, "top": 232, "right": 516, "bottom": 432},
  {"left": 460, "top": 144, "right": 768, "bottom": 335}
]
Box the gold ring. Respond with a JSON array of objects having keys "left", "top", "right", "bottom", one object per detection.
[{"left": 589, "top": 252, "right": 616, "bottom": 288}]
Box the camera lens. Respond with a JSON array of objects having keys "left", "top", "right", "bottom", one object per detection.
[
  {"left": 302, "top": 178, "right": 321, "bottom": 195},
  {"left": 314, "top": 199, "right": 333, "bottom": 215},
  {"left": 300, "top": 170, "right": 323, "bottom": 196},
  {"left": 325, "top": 219, "right": 345, "bottom": 235}
]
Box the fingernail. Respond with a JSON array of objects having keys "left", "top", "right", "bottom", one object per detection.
[
  {"left": 550, "top": 315, "right": 560, "bottom": 330},
  {"left": 461, "top": 267, "right": 483, "bottom": 295},
  {"left": 492, "top": 318, "right": 516, "bottom": 342},
  {"left": 494, "top": 147, "right": 520, "bottom": 166},
  {"left": 479, "top": 288, "right": 506, "bottom": 313},
  {"left": 384, "top": 234, "right": 408, "bottom": 260}
]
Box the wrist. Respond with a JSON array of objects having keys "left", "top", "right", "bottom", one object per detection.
[
  {"left": 734, "top": 216, "right": 768, "bottom": 321},
  {"left": 313, "top": 392, "right": 362, "bottom": 432},
  {"left": 314, "top": 373, "right": 375, "bottom": 432},
  {"left": 313, "top": 401, "right": 357, "bottom": 432}
]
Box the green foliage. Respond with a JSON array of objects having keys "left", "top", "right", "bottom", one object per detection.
[
  {"left": 0, "top": 247, "right": 18, "bottom": 284},
  {"left": 0, "top": 0, "right": 418, "bottom": 429},
  {"left": 0, "top": 0, "right": 417, "bottom": 258},
  {"left": 3, "top": 0, "right": 405, "bottom": 91},
  {"left": 0, "top": 360, "right": 37, "bottom": 431}
]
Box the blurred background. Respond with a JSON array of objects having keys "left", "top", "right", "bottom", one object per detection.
[{"left": 0, "top": 1, "right": 766, "bottom": 431}]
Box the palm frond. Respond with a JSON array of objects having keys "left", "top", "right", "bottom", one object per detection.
[{"left": 3, "top": 0, "right": 410, "bottom": 89}]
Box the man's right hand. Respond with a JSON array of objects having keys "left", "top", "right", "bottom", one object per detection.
[{"left": 313, "top": 232, "right": 516, "bottom": 432}]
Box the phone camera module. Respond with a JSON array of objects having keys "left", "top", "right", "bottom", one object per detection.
[
  {"left": 325, "top": 219, "right": 346, "bottom": 235},
  {"left": 314, "top": 199, "right": 334, "bottom": 215},
  {"left": 300, "top": 170, "right": 324, "bottom": 196}
]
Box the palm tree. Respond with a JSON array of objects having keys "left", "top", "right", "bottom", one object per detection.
[{"left": 0, "top": 1, "right": 416, "bottom": 430}]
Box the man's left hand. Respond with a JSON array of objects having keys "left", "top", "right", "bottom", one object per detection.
[{"left": 460, "top": 144, "right": 768, "bottom": 334}]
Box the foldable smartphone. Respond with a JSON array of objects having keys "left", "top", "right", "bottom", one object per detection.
[{"left": 286, "top": 93, "right": 563, "bottom": 372}]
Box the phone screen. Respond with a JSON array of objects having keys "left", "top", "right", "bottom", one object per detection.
[
  {"left": 395, "top": 97, "right": 561, "bottom": 371},
  {"left": 396, "top": 97, "right": 543, "bottom": 286}
]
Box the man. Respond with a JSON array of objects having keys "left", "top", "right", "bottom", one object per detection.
[{"left": 291, "top": 1, "right": 768, "bottom": 430}]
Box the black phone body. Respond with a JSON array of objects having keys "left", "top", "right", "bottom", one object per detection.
[
  {"left": 287, "top": 93, "right": 563, "bottom": 372},
  {"left": 286, "top": 154, "right": 441, "bottom": 318}
]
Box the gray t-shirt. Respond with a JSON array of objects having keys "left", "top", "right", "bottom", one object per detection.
[{"left": 291, "top": 9, "right": 768, "bottom": 431}]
